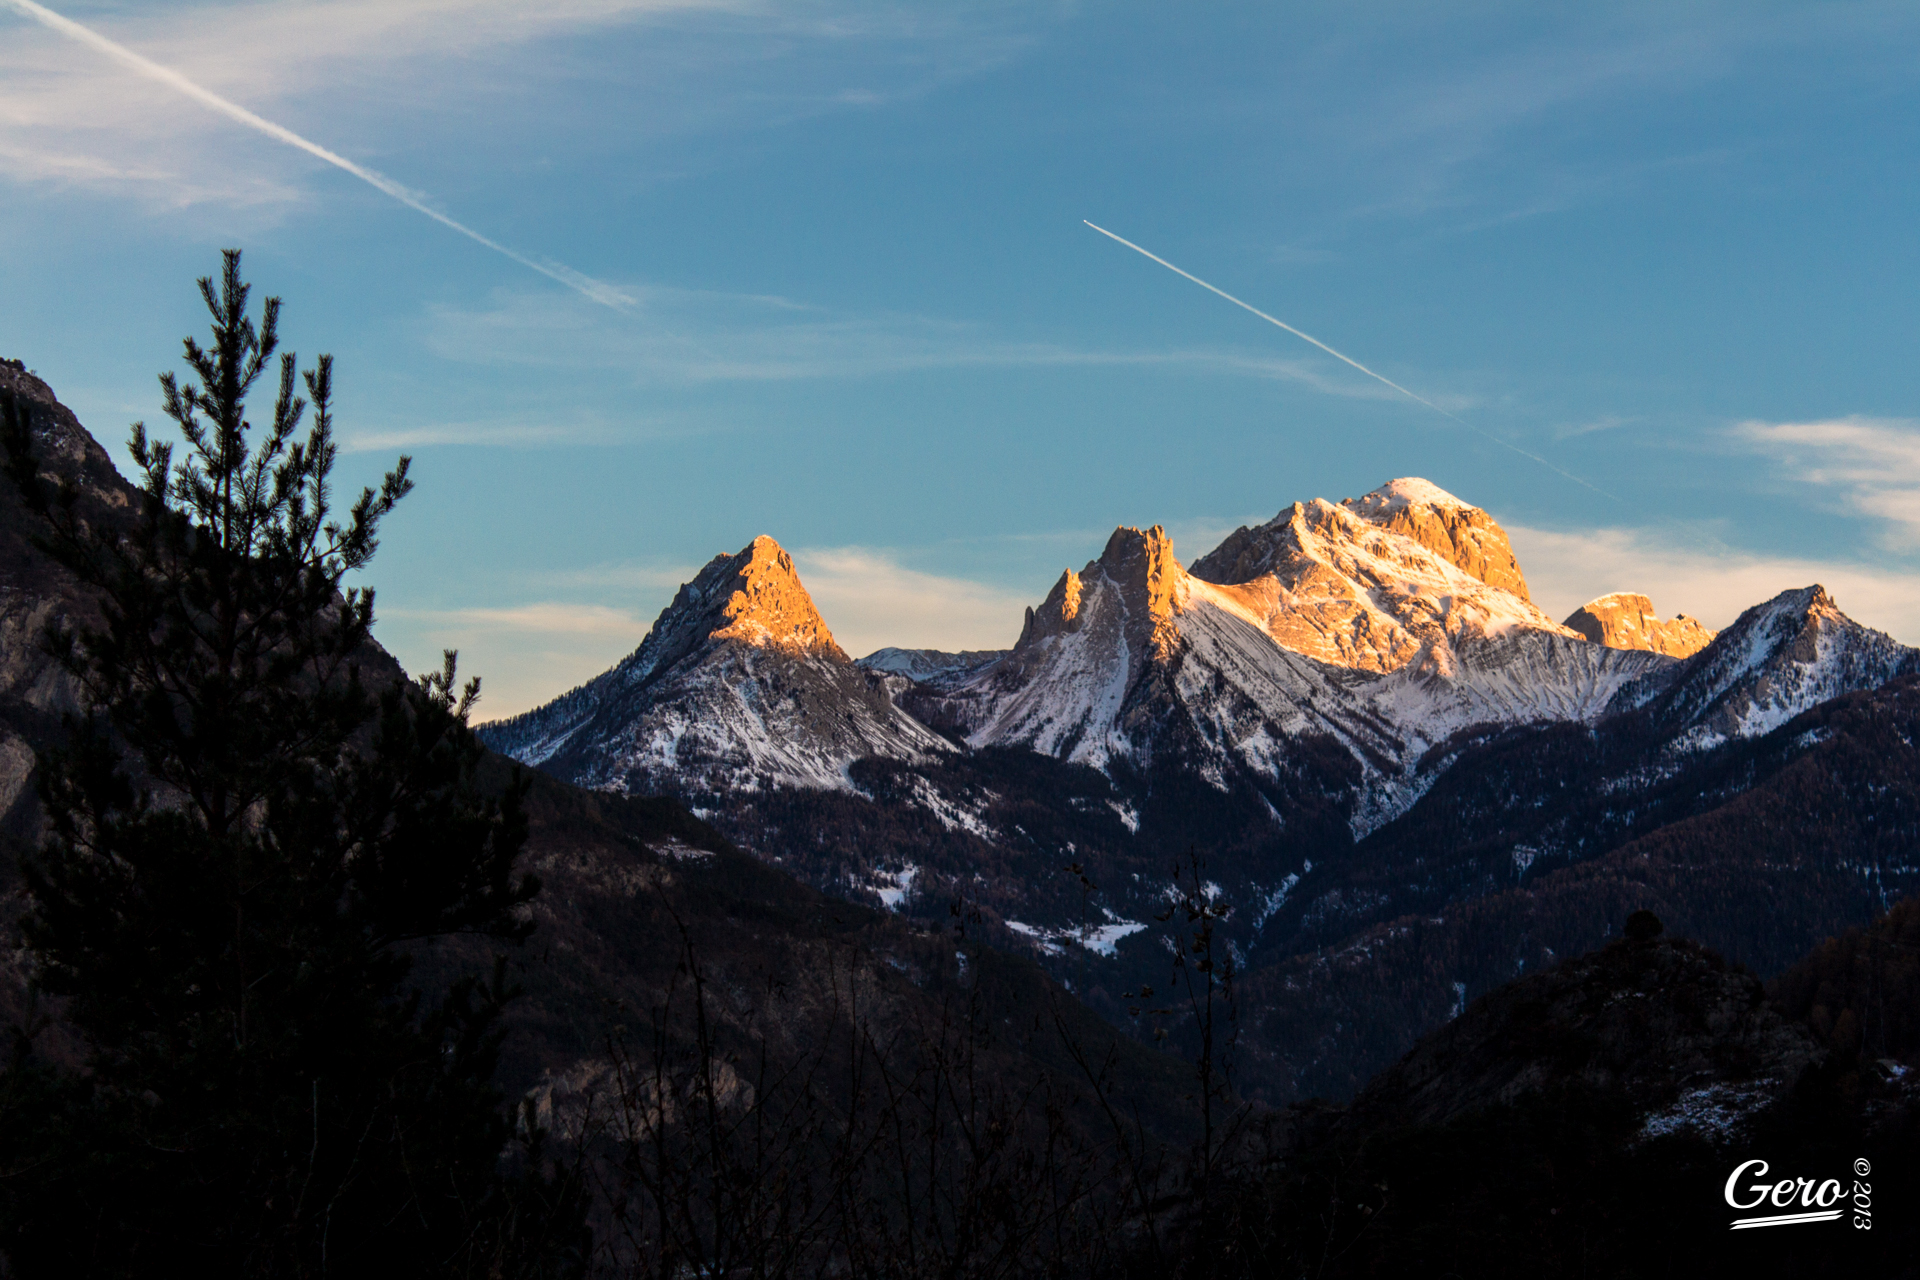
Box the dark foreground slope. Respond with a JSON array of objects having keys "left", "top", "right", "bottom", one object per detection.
[{"left": 1231, "top": 912, "right": 1919, "bottom": 1279}]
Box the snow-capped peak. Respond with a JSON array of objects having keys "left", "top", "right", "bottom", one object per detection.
[
  {"left": 1613, "top": 584, "right": 1918, "bottom": 747},
  {"left": 1344, "top": 477, "right": 1469, "bottom": 519}
]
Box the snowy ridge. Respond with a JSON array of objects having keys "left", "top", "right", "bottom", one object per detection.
[
  {"left": 1187, "top": 494, "right": 1556, "bottom": 672},
  {"left": 490, "top": 480, "right": 1913, "bottom": 857},
  {"left": 958, "top": 544, "right": 1146, "bottom": 769},
  {"left": 857, "top": 647, "right": 1007, "bottom": 686},
  {"left": 1342, "top": 477, "right": 1468, "bottom": 517},
  {"left": 1611, "top": 585, "right": 1919, "bottom": 750}
]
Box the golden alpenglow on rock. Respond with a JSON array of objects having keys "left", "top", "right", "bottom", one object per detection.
[
  {"left": 476, "top": 532, "right": 951, "bottom": 794},
  {"left": 1563, "top": 592, "right": 1715, "bottom": 659},
  {"left": 1186, "top": 480, "right": 1567, "bottom": 676},
  {"left": 708, "top": 535, "right": 846, "bottom": 657},
  {"left": 1340, "top": 477, "right": 1532, "bottom": 602}
]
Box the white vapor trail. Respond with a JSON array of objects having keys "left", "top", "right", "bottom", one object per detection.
[
  {"left": 1083, "top": 221, "right": 1612, "bottom": 498},
  {"left": 4, "top": 0, "right": 630, "bottom": 309}
]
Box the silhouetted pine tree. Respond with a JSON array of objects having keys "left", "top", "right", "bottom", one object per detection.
[{"left": 0, "top": 251, "right": 584, "bottom": 1277}]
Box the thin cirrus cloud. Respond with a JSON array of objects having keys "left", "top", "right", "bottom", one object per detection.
[
  {"left": 3, "top": 0, "right": 630, "bottom": 306},
  {"left": 0, "top": 0, "right": 1045, "bottom": 211},
  {"left": 1730, "top": 415, "right": 1920, "bottom": 546}
]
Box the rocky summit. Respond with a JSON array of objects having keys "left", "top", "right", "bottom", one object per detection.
[
  {"left": 1338, "top": 475, "right": 1532, "bottom": 601},
  {"left": 490, "top": 476, "right": 1919, "bottom": 851},
  {"left": 479, "top": 534, "right": 950, "bottom": 794},
  {"left": 1564, "top": 591, "right": 1715, "bottom": 658},
  {"left": 917, "top": 480, "right": 1665, "bottom": 833}
]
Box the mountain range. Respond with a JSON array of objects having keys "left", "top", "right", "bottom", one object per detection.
[{"left": 481, "top": 472, "right": 1920, "bottom": 1100}]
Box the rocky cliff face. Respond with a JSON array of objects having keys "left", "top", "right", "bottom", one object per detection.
[
  {"left": 480, "top": 535, "right": 952, "bottom": 793},
  {"left": 1564, "top": 591, "right": 1714, "bottom": 658},
  {"left": 1187, "top": 481, "right": 1562, "bottom": 674}
]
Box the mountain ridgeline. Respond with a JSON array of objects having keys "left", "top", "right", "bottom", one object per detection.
[{"left": 482, "top": 476, "right": 1920, "bottom": 1101}]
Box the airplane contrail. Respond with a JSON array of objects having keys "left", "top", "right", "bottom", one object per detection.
[
  {"left": 1083, "top": 220, "right": 1613, "bottom": 498},
  {"left": 5, "top": 0, "right": 631, "bottom": 308}
]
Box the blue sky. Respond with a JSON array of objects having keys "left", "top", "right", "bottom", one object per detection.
[{"left": 7, "top": 0, "right": 1920, "bottom": 717}]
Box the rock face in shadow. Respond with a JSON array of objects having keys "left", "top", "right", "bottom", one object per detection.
[
  {"left": 1565, "top": 591, "right": 1715, "bottom": 658},
  {"left": 0, "top": 360, "right": 140, "bottom": 828},
  {"left": 1610, "top": 584, "right": 1918, "bottom": 748},
  {"left": 1252, "top": 917, "right": 1917, "bottom": 1279}
]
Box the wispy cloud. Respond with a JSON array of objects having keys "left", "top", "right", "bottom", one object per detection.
[
  {"left": 6, "top": 0, "right": 629, "bottom": 304},
  {"left": 0, "top": 0, "right": 1044, "bottom": 210},
  {"left": 378, "top": 600, "right": 655, "bottom": 720},
  {"left": 387, "top": 602, "right": 652, "bottom": 637},
  {"left": 1730, "top": 415, "right": 1920, "bottom": 546},
  {"left": 1507, "top": 521, "right": 1920, "bottom": 645},
  {"left": 1550, "top": 413, "right": 1638, "bottom": 440},
  {"left": 340, "top": 416, "right": 659, "bottom": 454}
]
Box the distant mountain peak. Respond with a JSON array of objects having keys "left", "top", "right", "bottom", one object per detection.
[
  {"left": 1015, "top": 525, "right": 1183, "bottom": 659},
  {"left": 1099, "top": 525, "right": 1183, "bottom": 660},
  {"left": 1564, "top": 592, "right": 1714, "bottom": 659},
  {"left": 1018, "top": 567, "right": 1085, "bottom": 646},
  {"left": 1612, "top": 582, "right": 1918, "bottom": 746},
  {"left": 1186, "top": 492, "right": 1552, "bottom": 673}
]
